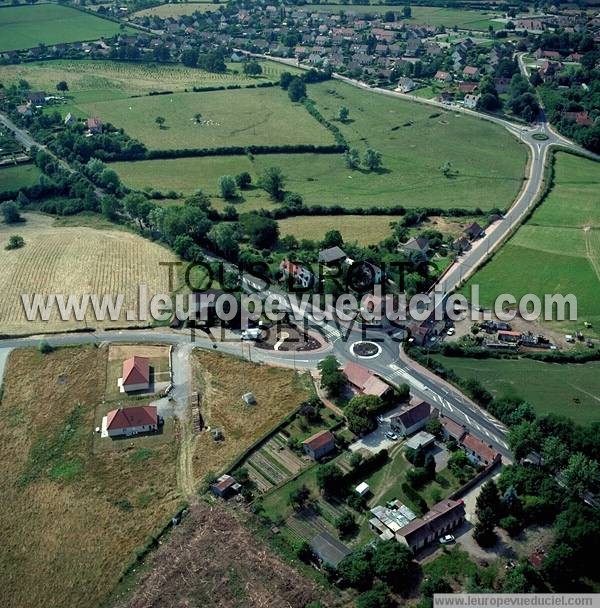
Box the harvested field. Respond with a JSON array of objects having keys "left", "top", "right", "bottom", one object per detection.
[
  {"left": 190, "top": 349, "right": 312, "bottom": 482},
  {"left": 133, "top": 1, "right": 225, "bottom": 17},
  {"left": 0, "top": 213, "right": 182, "bottom": 335},
  {"left": 0, "top": 346, "right": 180, "bottom": 608},
  {"left": 0, "top": 59, "right": 295, "bottom": 100},
  {"left": 112, "top": 502, "right": 336, "bottom": 608}
]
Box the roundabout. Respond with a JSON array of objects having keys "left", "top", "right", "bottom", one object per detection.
[{"left": 350, "top": 340, "right": 382, "bottom": 359}]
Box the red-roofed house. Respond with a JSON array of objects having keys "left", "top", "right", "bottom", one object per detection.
[
  {"left": 440, "top": 415, "right": 466, "bottom": 442},
  {"left": 391, "top": 397, "right": 431, "bottom": 436},
  {"left": 120, "top": 356, "right": 150, "bottom": 392},
  {"left": 86, "top": 117, "right": 103, "bottom": 134},
  {"left": 434, "top": 70, "right": 452, "bottom": 83},
  {"left": 303, "top": 430, "right": 336, "bottom": 460},
  {"left": 564, "top": 111, "right": 593, "bottom": 127},
  {"left": 462, "top": 65, "right": 480, "bottom": 80},
  {"left": 460, "top": 433, "right": 501, "bottom": 466},
  {"left": 105, "top": 405, "right": 158, "bottom": 437},
  {"left": 342, "top": 361, "right": 391, "bottom": 398}
]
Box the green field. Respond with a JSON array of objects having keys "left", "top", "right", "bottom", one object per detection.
[
  {"left": 113, "top": 80, "right": 527, "bottom": 210},
  {"left": 0, "top": 4, "right": 131, "bottom": 52},
  {"left": 76, "top": 87, "right": 333, "bottom": 149},
  {"left": 278, "top": 215, "right": 395, "bottom": 245},
  {"left": 300, "top": 5, "right": 502, "bottom": 30},
  {"left": 463, "top": 152, "right": 600, "bottom": 336},
  {"left": 133, "top": 1, "right": 226, "bottom": 17},
  {"left": 0, "top": 163, "right": 41, "bottom": 192},
  {"left": 431, "top": 354, "right": 600, "bottom": 425}
]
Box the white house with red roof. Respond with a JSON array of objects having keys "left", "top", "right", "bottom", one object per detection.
[
  {"left": 103, "top": 405, "right": 158, "bottom": 438},
  {"left": 118, "top": 356, "right": 150, "bottom": 393}
]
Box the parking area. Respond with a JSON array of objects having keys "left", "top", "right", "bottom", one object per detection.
[{"left": 348, "top": 405, "right": 407, "bottom": 454}]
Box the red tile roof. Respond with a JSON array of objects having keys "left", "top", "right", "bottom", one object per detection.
[
  {"left": 122, "top": 356, "right": 150, "bottom": 387},
  {"left": 461, "top": 433, "right": 500, "bottom": 464},
  {"left": 302, "top": 429, "right": 335, "bottom": 451},
  {"left": 342, "top": 361, "right": 389, "bottom": 397},
  {"left": 440, "top": 416, "right": 466, "bottom": 440},
  {"left": 106, "top": 405, "right": 157, "bottom": 431}
]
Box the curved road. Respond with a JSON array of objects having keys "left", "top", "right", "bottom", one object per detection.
[{"left": 2, "top": 56, "right": 599, "bottom": 465}]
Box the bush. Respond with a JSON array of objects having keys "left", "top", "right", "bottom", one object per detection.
[
  {"left": 1, "top": 201, "right": 23, "bottom": 224},
  {"left": 39, "top": 341, "right": 54, "bottom": 354},
  {"left": 500, "top": 514, "right": 522, "bottom": 537},
  {"left": 5, "top": 234, "right": 24, "bottom": 250}
]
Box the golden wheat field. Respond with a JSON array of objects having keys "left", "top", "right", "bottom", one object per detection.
[{"left": 0, "top": 213, "right": 182, "bottom": 335}]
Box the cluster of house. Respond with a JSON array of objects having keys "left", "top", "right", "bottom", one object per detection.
[
  {"left": 100, "top": 356, "right": 161, "bottom": 438},
  {"left": 368, "top": 496, "right": 467, "bottom": 553}
]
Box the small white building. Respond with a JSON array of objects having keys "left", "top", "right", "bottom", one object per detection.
[
  {"left": 355, "top": 482, "right": 370, "bottom": 497},
  {"left": 464, "top": 93, "right": 481, "bottom": 109}
]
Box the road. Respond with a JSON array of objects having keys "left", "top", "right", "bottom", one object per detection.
[{"left": 2, "top": 55, "right": 598, "bottom": 467}]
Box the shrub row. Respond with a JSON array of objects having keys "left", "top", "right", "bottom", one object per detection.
[
  {"left": 302, "top": 98, "right": 348, "bottom": 148},
  {"left": 141, "top": 143, "right": 346, "bottom": 161}
]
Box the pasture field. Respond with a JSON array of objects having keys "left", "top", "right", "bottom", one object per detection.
[
  {"left": 0, "top": 345, "right": 181, "bottom": 608},
  {"left": 0, "top": 4, "right": 131, "bottom": 52},
  {"left": 462, "top": 152, "right": 600, "bottom": 336},
  {"left": 133, "top": 1, "right": 226, "bottom": 17},
  {"left": 0, "top": 163, "right": 41, "bottom": 192},
  {"left": 278, "top": 214, "right": 395, "bottom": 245},
  {"left": 0, "top": 213, "right": 182, "bottom": 335},
  {"left": 431, "top": 354, "right": 600, "bottom": 425},
  {"left": 190, "top": 349, "right": 312, "bottom": 482},
  {"left": 0, "top": 59, "right": 296, "bottom": 102},
  {"left": 299, "top": 4, "right": 502, "bottom": 29},
  {"left": 113, "top": 81, "right": 526, "bottom": 209},
  {"left": 77, "top": 87, "right": 333, "bottom": 149}
]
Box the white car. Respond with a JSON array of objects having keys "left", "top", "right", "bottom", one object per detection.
[
  {"left": 447, "top": 327, "right": 456, "bottom": 336},
  {"left": 439, "top": 534, "right": 455, "bottom": 545},
  {"left": 385, "top": 431, "right": 398, "bottom": 441}
]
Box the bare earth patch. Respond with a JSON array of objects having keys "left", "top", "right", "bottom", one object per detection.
[{"left": 115, "top": 501, "right": 335, "bottom": 608}]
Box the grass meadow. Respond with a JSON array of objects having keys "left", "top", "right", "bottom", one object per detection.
[
  {"left": 76, "top": 87, "right": 333, "bottom": 149},
  {"left": 190, "top": 349, "right": 312, "bottom": 482},
  {"left": 0, "top": 163, "right": 42, "bottom": 192},
  {"left": 0, "top": 4, "right": 131, "bottom": 52},
  {"left": 0, "top": 346, "right": 181, "bottom": 608},
  {"left": 133, "top": 1, "right": 226, "bottom": 17},
  {"left": 462, "top": 152, "right": 600, "bottom": 336},
  {"left": 431, "top": 354, "right": 600, "bottom": 425},
  {"left": 112, "top": 80, "right": 527, "bottom": 211},
  {"left": 299, "top": 4, "right": 502, "bottom": 29}
]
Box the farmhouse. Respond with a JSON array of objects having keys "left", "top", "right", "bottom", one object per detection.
[
  {"left": 86, "top": 117, "right": 103, "bottom": 134},
  {"left": 464, "top": 94, "right": 481, "bottom": 109},
  {"left": 463, "top": 222, "right": 484, "bottom": 240},
  {"left": 105, "top": 405, "right": 158, "bottom": 437},
  {"left": 390, "top": 397, "right": 431, "bottom": 436},
  {"left": 302, "top": 430, "right": 336, "bottom": 460},
  {"left": 342, "top": 361, "right": 391, "bottom": 398},
  {"left": 397, "top": 77, "right": 417, "bottom": 93},
  {"left": 401, "top": 236, "right": 430, "bottom": 256},
  {"left": 318, "top": 246, "right": 347, "bottom": 265},
  {"left": 460, "top": 433, "right": 501, "bottom": 466},
  {"left": 119, "top": 355, "right": 150, "bottom": 392},
  {"left": 440, "top": 415, "right": 466, "bottom": 442},
  {"left": 396, "top": 499, "right": 466, "bottom": 552}
]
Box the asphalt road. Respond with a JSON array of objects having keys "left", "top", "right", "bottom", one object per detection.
[{"left": 2, "top": 58, "right": 599, "bottom": 462}]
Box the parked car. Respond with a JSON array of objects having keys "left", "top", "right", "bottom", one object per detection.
[
  {"left": 447, "top": 327, "right": 456, "bottom": 336},
  {"left": 385, "top": 431, "right": 398, "bottom": 441},
  {"left": 439, "top": 534, "right": 455, "bottom": 545}
]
